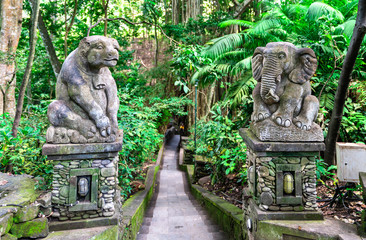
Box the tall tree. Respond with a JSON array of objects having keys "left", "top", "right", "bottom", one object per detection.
[
  {"left": 101, "top": 0, "right": 109, "bottom": 36},
  {"left": 12, "top": 0, "right": 40, "bottom": 137},
  {"left": 0, "top": 0, "right": 23, "bottom": 117},
  {"left": 64, "top": 0, "right": 78, "bottom": 58},
  {"left": 172, "top": 0, "right": 180, "bottom": 24},
  {"left": 324, "top": 0, "right": 366, "bottom": 166},
  {"left": 186, "top": 0, "right": 201, "bottom": 21},
  {"left": 38, "top": 10, "right": 61, "bottom": 77}
]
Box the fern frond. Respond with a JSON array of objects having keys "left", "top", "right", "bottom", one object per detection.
[
  {"left": 203, "top": 33, "right": 245, "bottom": 59},
  {"left": 306, "top": 2, "right": 344, "bottom": 22},
  {"left": 219, "top": 20, "right": 254, "bottom": 28},
  {"left": 319, "top": 92, "right": 335, "bottom": 110}
]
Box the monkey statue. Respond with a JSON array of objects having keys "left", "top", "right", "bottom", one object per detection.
[{"left": 46, "top": 35, "right": 121, "bottom": 143}]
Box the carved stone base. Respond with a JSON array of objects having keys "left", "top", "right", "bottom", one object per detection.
[
  {"left": 250, "top": 119, "right": 324, "bottom": 142},
  {"left": 42, "top": 131, "right": 123, "bottom": 221},
  {"left": 240, "top": 128, "right": 325, "bottom": 213}
]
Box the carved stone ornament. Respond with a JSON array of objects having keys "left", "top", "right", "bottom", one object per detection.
[
  {"left": 250, "top": 42, "right": 324, "bottom": 142},
  {"left": 46, "top": 36, "right": 121, "bottom": 144}
]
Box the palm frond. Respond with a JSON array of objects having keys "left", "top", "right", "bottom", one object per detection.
[
  {"left": 340, "top": 0, "right": 358, "bottom": 18},
  {"left": 334, "top": 20, "right": 356, "bottom": 39},
  {"left": 203, "top": 33, "right": 245, "bottom": 59},
  {"left": 214, "top": 50, "right": 247, "bottom": 62},
  {"left": 306, "top": 2, "right": 344, "bottom": 22},
  {"left": 219, "top": 19, "right": 254, "bottom": 28},
  {"left": 191, "top": 65, "right": 215, "bottom": 84},
  {"left": 225, "top": 76, "right": 256, "bottom": 109},
  {"left": 231, "top": 56, "right": 252, "bottom": 76},
  {"left": 283, "top": 4, "right": 308, "bottom": 19}
]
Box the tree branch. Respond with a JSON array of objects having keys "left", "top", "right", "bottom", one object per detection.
[{"left": 87, "top": 17, "right": 181, "bottom": 45}]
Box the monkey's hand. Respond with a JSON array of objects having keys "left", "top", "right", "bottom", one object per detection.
[{"left": 96, "top": 115, "right": 111, "bottom": 137}]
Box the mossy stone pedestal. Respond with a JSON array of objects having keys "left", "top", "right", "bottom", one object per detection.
[
  {"left": 240, "top": 129, "right": 324, "bottom": 238},
  {"left": 42, "top": 132, "right": 123, "bottom": 222}
]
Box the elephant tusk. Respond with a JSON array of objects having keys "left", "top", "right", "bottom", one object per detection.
[
  {"left": 276, "top": 75, "right": 281, "bottom": 83},
  {"left": 265, "top": 89, "right": 280, "bottom": 103}
]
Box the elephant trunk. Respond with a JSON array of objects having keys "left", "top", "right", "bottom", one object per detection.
[{"left": 260, "top": 55, "right": 282, "bottom": 105}]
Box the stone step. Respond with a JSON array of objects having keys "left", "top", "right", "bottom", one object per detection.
[{"left": 43, "top": 225, "right": 118, "bottom": 240}]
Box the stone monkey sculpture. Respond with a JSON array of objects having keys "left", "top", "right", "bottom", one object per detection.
[
  {"left": 251, "top": 42, "right": 319, "bottom": 131},
  {"left": 46, "top": 35, "right": 120, "bottom": 143}
]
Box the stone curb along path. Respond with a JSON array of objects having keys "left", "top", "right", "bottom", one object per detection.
[{"left": 136, "top": 135, "right": 228, "bottom": 240}]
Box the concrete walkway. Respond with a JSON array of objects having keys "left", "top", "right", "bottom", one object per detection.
[{"left": 137, "top": 135, "right": 228, "bottom": 240}]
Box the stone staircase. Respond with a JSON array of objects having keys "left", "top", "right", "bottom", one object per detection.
[{"left": 136, "top": 135, "right": 228, "bottom": 240}]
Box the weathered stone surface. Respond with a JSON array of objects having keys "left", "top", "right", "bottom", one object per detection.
[
  {"left": 0, "top": 213, "right": 13, "bottom": 235},
  {"left": 59, "top": 186, "right": 69, "bottom": 198},
  {"left": 240, "top": 128, "right": 325, "bottom": 152},
  {"left": 250, "top": 42, "right": 322, "bottom": 141},
  {"left": 1, "top": 233, "right": 17, "bottom": 240},
  {"left": 258, "top": 166, "right": 269, "bottom": 177},
  {"left": 13, "top": 203, "right": 39, "bottom": 223},
  {"left": 45, "top": 36, "right": 121, "bottom": 144},
  {"left": 0, "top": 173, "right": 39, "bottom": 209},
  {"left": 260, "top": 192, "right": 274, "bottom": 206},
  {"left": 250, "top": 119, "right": 324, "bottom": 142},
  {"left": 42, "top": 138, "right": 123, "bottom": 156},
  {"left": 10, "top": 217, "right": 49, "bottom": 238},
  {"left": 101, "top": 168, "right": 116, "bottom": 177},
  {"left": 37, "top": 192, "right": 52, "bottom": 208}
]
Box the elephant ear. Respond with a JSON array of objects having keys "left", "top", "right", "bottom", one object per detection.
[
  {"left": 289, "top": 48, "right": 317, "bottom": 84},
  {"left": 252, "top": 47, "right": 265, "bottom": 82}
]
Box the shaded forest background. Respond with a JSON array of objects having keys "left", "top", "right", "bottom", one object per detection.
[{"left": 0, "top": 0, "right": 365, "bottom": 198}]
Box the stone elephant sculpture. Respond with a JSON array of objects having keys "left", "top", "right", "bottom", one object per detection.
[{"left": 251, "top": 42, "right": 319, "bottom": 130}]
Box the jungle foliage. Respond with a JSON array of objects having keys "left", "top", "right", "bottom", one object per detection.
[{"left": 0, "top": 0, "right": 365, "bottom": 196}]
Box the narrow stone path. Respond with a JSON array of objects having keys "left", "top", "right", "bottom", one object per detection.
[{"left": 137, "top": 135, "right": 228, "bottom": 240}]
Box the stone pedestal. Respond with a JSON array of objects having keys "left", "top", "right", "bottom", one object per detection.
[
  {"left": 240, "top": 128, "right": 324, "bottom": 233},
  {"left": 42, "top": 131, "right": 123, "bottom": 221}
]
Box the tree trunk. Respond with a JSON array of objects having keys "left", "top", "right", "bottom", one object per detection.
[
  {"left": 0, "top": 0, "right": 23, "bottom": 118},
  {"left": 64, "top": 0, "right": 78, "bottom": 58},
  {"left": 186, "top": 0, "right": 201, "bottom": 21},
  {"left": 172, "top": 0, "right": 180, "bottom": 24},
  {"left": 324, "top": 0, "right": 366, "bottom": 166},
  {"left": 102, "top": 0, "right": 109, "bottom": 36},
  {"left": 154, "top": 17, "right": 159, "bottom": 67},
  {"left": 38, "top": 10, "right": 61, "bottom": 77},
  {"left": 12, "top": 0, "right": 40, "bottom": 137}
]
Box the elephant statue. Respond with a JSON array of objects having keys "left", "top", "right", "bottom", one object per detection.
[{"left": 251, "top": 42, "right": 319, "bottom": 131}]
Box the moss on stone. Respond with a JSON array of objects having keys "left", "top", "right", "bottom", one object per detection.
[
  {"left": 10, "top": 217, "right": 49, "bottom": 238},
  {"left": 13, "top": 204, "right": 39, "bottom": 223},
  {"left": 1, "top": 233, "right": 17, "bottom": 240},
  {"left": 0, "top": 213, "right": 13, "bottom": 236},
  {"left": 90, "top": 226, "right": 118, "bottom": 240}
]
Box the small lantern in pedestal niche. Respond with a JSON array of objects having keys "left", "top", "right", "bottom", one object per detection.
[
  {"left": 78, "top": 177, "right": 89, "bottom": 197},
  {"left": 276, "top": 164, "right": 302, "bottom": 205},
  {"left": 283, "top": 173, "right": 294, "bottom": 195}
]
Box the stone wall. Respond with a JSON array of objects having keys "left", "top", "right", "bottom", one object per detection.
[
  {"left": 0, "top": 173, "right": 51, "bottom": 239},
  {"left": 51, "top": 155, "right": 119, "bottom": 220}
]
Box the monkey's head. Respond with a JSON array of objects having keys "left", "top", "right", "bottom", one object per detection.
[{"left": 78, "top": 36, "right": 120, "bottom": 69}]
